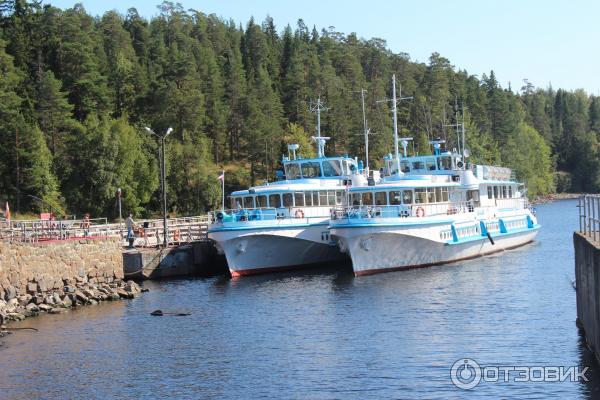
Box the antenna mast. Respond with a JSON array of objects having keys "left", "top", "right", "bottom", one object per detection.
[
  {"left": 360, "top": 88, "right": 369, "bottom": 173},
  {"left": 461, "top": 102, "right": 466, "bottom": 160},
  {"left": 309, "top": 97, "right": 330, "bottom": 158},
  {"left": 391, "top": 75, "right": 413, "bottom": 175}
]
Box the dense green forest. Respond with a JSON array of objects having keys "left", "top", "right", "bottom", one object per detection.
[{"left": 0, "top": 1, "right": 598, "bottom": 218}]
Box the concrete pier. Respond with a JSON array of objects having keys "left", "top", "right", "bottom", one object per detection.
[
  {"left": 575, "top": 232, "right": 600, "bottom": 361},
  {"left": 122, "top": 241, "right": 227, "bottom": 280},
  {"left": 574, "top": 194, "right": 600, "bottom": 363}
]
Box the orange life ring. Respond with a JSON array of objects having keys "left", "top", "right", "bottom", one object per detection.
[
  {"left": 295, "top": 209, "right": 305, "bottom": 219},
  {"left": 416, "top": 206, "right": 425, "bottom": 217}
]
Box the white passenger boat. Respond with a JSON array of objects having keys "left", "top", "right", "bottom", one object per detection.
[
  {"left": 208, "top": 103, "right": 356, "bottom": 277},
  {"left": 329, "top": 75, "right": 540, "bottom": 276}
]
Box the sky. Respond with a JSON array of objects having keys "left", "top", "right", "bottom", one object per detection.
[{"left": 41, "top": 0, "right": 600, "bottom": 94}]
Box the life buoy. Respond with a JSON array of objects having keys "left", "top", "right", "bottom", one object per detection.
[
  {"left": 416, "top": 207, "right": 425, "bottom": 217},
  {"left": 295, "top": 209, "right": 305, "bottom": 219}
]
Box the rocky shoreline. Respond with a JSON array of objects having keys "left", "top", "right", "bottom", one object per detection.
[{"left": 0, "top": 277, "right": 145, "bottom": 330}]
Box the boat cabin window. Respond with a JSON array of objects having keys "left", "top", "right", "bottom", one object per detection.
[
  {"left": 283, "top": 193, "right": 293, "bottom": 207},
  {"left": 502, "top": 186, "right": 507, "bottom": 198},
  {"left": 487, "top": 186, "right": 493, "bottom": 199},
  {"left": 427, "top": 188, "right": 436, "bottom": 203},
  {"left": 294, "top": 192, "right": 305, "bottom": 207},
  {"left": 230, "top": 197, "right": 241, "bottom": 209},
  {"left": 508, "top": 186, "right": 513, "bottom": 198},
  {"left": 415, "top": 188, "right": 427, "bottom": 204},
  {"left": 243, "top": 196, "right": 254, "bottom": 209},
  {"left": 434, "top": 187, "right": 442, "bottom": 203},
  {"left": 329, "top": 191, "right": 337, "bottom": 206},
  {"left": 401, "top": 160, "right": 411, "bottom": 173},
  {"left": 426, "top": 159, "right": 437, "bottom": 171},
  {"left": 305, "top": 192, "right": 313, "bottom": 206},
  {"left": 493, "top": 186, "right": 499, "bottom": 199},
  {"left": 437, "top": 156, "right": 453, "bottom": 170},
  {"left": 403, "top": 190, "right": 413, "bottom": 204},
  {"left": 256, "top": 195, "right": 267, "bottom": 208},
  {"left": 375, "top": 191, "right": 387, "bottom": 205},
  {"left": 441, "top": 187, "right": 449, "bottom": 202},
  {"left": 350, "top": 193, "right": 361, "bottom": 206},
  {"left": 269, "top": 194, "right": 281, "bottom": 208},
  {"left": 390, "top": 191, "right": 402, "bottom": 205},
  {"left": 285, "top": 163, "right": 301, "bottom": 180},
  {"left": 301, "top": 162, "right": 321, "bottom": 178},
  {"left": 336, "top": 191, "right": 343, "bottom": 205},
  {"left": 322, "top": 160, "right": 343, "bottom": 177},
  {"left": 361, "top": 192, "right": 373, "bottom": 206},
  {"left": 319, "top": 191, "right": 328, "bottom": 206},
  {"left": 412, "top": 161, "right": 425, "bottom": 171},
  {"left": 311, "top": 191, "right": 319, "bottom": 206}
]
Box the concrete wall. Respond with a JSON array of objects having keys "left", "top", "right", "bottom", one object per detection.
[
  {"left": 574, "top": 232, "right": 600, "bottom": 362},
  {"left": 0, "top": 237, "right": 124, "bottom": 300},
  {"left": 122, "top": 241, "right": 227, "bottom": 280}
]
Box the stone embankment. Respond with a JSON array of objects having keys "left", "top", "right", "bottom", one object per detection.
[
  {"left": 0, "top": 277, "right": 143, "bottom": 324},
  {"left": 0, "top": 237, "right": 143, "bottom": 326}
]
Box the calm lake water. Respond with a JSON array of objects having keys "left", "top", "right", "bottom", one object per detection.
[{"left": 1, "top": 199, "right": 599, "bottom": 399}]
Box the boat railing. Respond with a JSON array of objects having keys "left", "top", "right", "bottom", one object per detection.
[
  {"left": 579, "top": 194, "right": 600, "bottom": 242},
  {"left": 212, "top": 206, "right": 332, "bottom": 224},
  {"left": 494, "top": 197, "right": 528, "bottom": 210},
  {"left": 331, "top": 201, "right": 476, "bottom": 220}
]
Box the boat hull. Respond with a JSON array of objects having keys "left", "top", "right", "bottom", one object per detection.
[
  {"left": 332, "top": 219, "right": 539, "bottom": 276},
  {"left": 209, "top": 223, "right": 346, "bottom": 277}
]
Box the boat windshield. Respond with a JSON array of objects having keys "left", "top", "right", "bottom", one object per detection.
[
  {"left": 285, "top": 163, "right": 301, "bottom": 180},
  {"left": 322, "top": 159, "right": 343, "bottom": 177},
  {"left": 301, "top": 161, "right": 322, "bottom": 178}
]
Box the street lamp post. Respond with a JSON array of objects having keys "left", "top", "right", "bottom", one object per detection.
[
  {"left": 117, "top": 187, "right": 122, "bottom": 232},
  {"left": 145, "top": 126, "right": 173, "bottom": 247}
]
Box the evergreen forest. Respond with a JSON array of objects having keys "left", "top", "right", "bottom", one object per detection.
[{"left": 0, "top": 1, "right": 598, "bottom": 218}]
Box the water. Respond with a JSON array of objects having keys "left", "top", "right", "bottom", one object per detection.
[{"left": 1, "top": 199, "right": 599, "bottom": 399}]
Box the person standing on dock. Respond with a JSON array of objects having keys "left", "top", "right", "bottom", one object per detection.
[{"left": 125, "top": 214, "right": 136, "bottom": 248}]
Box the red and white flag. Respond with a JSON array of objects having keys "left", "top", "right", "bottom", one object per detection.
[
  {"left": 4, "top": 201, "right": 10, "bottom": 222},
  {"left": 217, "top": 171, "right": 225, "bottom": 182}
]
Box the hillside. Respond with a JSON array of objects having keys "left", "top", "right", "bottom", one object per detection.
[{"left": 0, "top": 1, "right": 597, "bottom": 217}]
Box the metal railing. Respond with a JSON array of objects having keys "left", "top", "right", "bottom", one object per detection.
[
  {"left": 579, "top": 195, "right": 600, "bottom": 242},
  {"left": 0, "top": 218, "right": 120, "bottom": 243},
  {"left": 0, "top": 215, "right": 211, "bottom": 246},
  {"left": 126, "top": 216, "right": 210, "bottom": 247}
]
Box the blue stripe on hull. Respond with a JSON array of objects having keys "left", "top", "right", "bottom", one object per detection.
[{"left": 445, "top": 224, "right": 541, "bottom": 246}]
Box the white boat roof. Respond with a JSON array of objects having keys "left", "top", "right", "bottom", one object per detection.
[{"left": 231, "top": 179, "right": 345, "bottom": 196}]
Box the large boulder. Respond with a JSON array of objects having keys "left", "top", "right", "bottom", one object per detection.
[
  {"left": 74, "top": 291, "right": 89, "bottom": 304},
  {"left": 5, "top": 286, "right": 16, "bottom": 300},
  {"left": 61, "top": 295, "right": 73, "bottom": 308}
]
